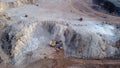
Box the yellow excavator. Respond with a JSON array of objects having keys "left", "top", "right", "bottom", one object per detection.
[{"left": 49, "top": 40, "right": 63, "bottom": 50}]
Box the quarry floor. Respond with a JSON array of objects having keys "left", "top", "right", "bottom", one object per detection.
[{"left": 0, "top": 50, "right": 120, "bottom": 68}]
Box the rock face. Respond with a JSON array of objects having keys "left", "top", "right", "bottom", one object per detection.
[
  {"left": 64, "top": 22, "right": 120, "bottom": 58},
  {"left": 0, "top": 19, "right": 120, "bottom": 65},
  {"left": 0, "top": 0, "right": 36, "bottom": 12},
  {"left": 0, "top": 0, "right": 120, "bottom": 66}
]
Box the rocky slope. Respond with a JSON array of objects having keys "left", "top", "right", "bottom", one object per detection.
[{"left": 0, "top": 0, "right": 120, "bottom": 68}]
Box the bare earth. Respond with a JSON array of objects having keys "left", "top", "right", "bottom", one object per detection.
[{"left": 0, "top": 0, "right": 120, "bottom": 68}]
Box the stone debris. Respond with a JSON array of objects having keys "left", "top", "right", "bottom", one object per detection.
[{"left": 0, "top": 0, "right": 119, "bottom": 67}]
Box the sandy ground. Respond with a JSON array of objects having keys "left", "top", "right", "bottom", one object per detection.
[
  {"left": 0, "top": 50, "right": 120, "bottom": 68},
  {"left": 71, "top": 0, "right": 120, "bottom": 25}
]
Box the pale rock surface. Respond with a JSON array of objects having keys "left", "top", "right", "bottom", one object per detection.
[{"left": 0, "top": 0, "right": 119, "bottom": 66}]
